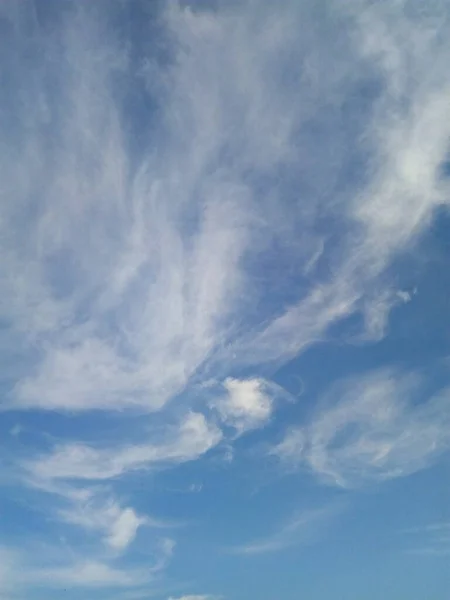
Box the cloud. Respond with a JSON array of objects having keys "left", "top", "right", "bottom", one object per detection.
[
  {"left": 212, "top": 377, "right": 277, "bottom": 434},
  {"left": 403, "top": 522, "right": 450, "bottom": 556},
  {"left": 56, "top": 494, "right": 148, "bottom": 552},
  {"left": 29, "top": 561, "right": 150, "bottom": 589},
  {"left": 1, "top": 0, "right": 450, "bottom": 596},
  {"left": 2, "top": 1, "right": 262, "bottom": 415},
  {"left": 3, "top": 0, "right": 449, "bottom": 416},
  {"left": 232, "top": 1, "right": 450, "bottom": 366},
  {"left": 0, "top": 534, "right": 175, "bottom": 593},
  {"left": 26, "top": 412, "right": 222, "bottom": 481},
  {"left": 0, "top": 546, "right": 139, "bottom": 592},
  {"left": 0, "top": 547, "right": 21, "bottom": 597},
  {"left": 274, "top": 369, "right": 450, "bottom": 487},
  {"left": 106, "top": 507, "right": 145, "bottom": 551},
  {"left": 232, "top": 504, "right": 342, "bottom": 555},
  {"left": 361, "top": 288, "right": 413, "bottom": 342}
]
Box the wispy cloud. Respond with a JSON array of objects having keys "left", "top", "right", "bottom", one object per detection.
[
  {"left": 57, "top": 495, "right": 148, "bottom": 552},
  {"left": 0, "top": 548, "right": 142, "bottom": 592},
  {"left": 0, "top": 534, "right": 175, "bottom": 593},
  {"left": 3, "top": 0, "right": 449, "bottom": 415},
  {"left": 0, "top": 547, "right": 22, "bottom": 598},
  {"left": 403, "top": 522, "right": 450, "bottom": 556},
  {"left": 231, "top": 503, "right": 343, "bottom": 555},
  {"left": 1, "top": 0, "right": 450, "bottom": 595},
  {"left": 274, "top": 369, "right": 450, "bottom": 487},
  {"left": 26, "top": 412, "right": 222, "bottom": 481},
  {"left": 29, "top": 561, "right": 151, "bottom": 589}
]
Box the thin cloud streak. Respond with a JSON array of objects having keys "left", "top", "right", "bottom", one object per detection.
[
  {"left": 403, "top": 522, "right": 450, "bottom": 557},
  {"left": 231, "top": 504, "right": 343, "bottom": 555}
]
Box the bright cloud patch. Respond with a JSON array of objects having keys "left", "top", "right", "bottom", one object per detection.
[{"left": 214, "top": 378, "right": 275, "bottom": 433}]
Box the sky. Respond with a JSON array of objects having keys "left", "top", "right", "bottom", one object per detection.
[{"left": 1, "top": 0, "right": 450, "bottom": 599}]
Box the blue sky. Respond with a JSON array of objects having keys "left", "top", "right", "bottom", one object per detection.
[{"left": 1, "top": 0, "right": 450, "bottom": 598}]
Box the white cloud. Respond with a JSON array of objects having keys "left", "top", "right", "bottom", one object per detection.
[
  {"left": 106, "top": 507, "right": 144, "bottom": 551},
  {"left": 213, "top": 378, "right": 275, "bottom": 433},
  {"left": 27, "top": 412, "right": 222, "bottom": 481},
  {"left": 57, "top": 495, "right": 148, "bottom": 552},
  {"left": 274, "top": 369, "right": 450, "bottom": 487}
]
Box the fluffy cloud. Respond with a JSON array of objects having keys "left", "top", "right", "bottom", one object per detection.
[
  {"left": 274, "top": 369, "right": 450, "bottom": 486},
  {"left": 213, "top": 378, "right": 276, "bottom": 433}
]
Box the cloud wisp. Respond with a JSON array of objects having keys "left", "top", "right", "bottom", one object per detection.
[
  {"left": 25, "top": 412, "right": 222, "bottom": 482},
  {"left": 274, "top": 368, "right": 450, "bottom": 487},
  {"left": 404, "top": 522, "right": 450, "bottom": 557},
  {"left": 231, "top": 503, "right": 343, "bottom": 555}
]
